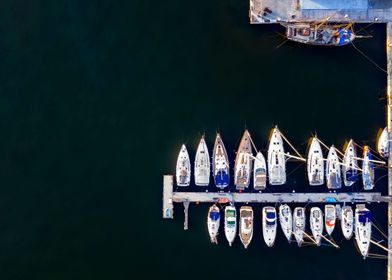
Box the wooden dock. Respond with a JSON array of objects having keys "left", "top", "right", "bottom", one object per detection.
[{"left": 387, "top": 21, "right": 392, "bottom": 280}]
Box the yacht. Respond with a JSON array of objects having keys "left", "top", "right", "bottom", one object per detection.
[
  {"left": 325, "top": 204, "right": 336, "bottom": 235},
  {"left": 212, "top": 133, "right": 230, "bottom": 189},
  {"left": 234, "top": 130, "right": 253, "bottom": 190},
  {"left": 239, "top": 206, "right": 253, "bottom": 249},
  {"left": 267, "top": 126, "right": 286, "bottom": 185},
  {"left": 262, "top": 206, "right": 277, "bottom": 247},
  {"left": 293, "top": 207, "right": 305, "bottom": 246},
  {"left": 279, "top": 204, "right": 292, "bottom": 243},
  {"left": 342, "top": 139, "right": 358, "bottom": 186},
  {"left": 377, "top": 127, "right": 389, "bottom": 158},
  {"left": 355, "top": 206, "right": 372, "bottom": 258},
  {"left": 326, "top": 145, "right": 341, "bottom": 189},
  {"left": 310, "top": 207, "right": 323, "bottom": 246},
  {"left": 207, "top": 204, "right": 220, "bottom": 244},
  {"left": 307, "top": 137, "right": 324, "bottom": 186},
  {"left": 254, "top": 151, "right": 267, "bottom": 190},
  {"left": 362, "top": 146, "right": 375, "bottom": 190},
  {"left": 176, "top": 144, "right": 191, "bottom": 186},
  {"left": 194, "top": 136, "right": 210, "bottom": 186},
  {"left": 341, "top": 206, "right": 354, "bottom": 240},
  {"left": 224, "top": 205, "right": 237, "bottom": 246}
]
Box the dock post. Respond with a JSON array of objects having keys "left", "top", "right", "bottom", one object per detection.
[
  {"left": 386, "top": 22, "right": 392, "bottom": 280},
  {"left": 163, "top": 175, "right": 174, "bottom": 219},
  {"left": 183, "top": 200, "right": 190, "bottom": 230}
]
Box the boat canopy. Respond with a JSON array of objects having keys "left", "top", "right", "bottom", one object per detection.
[
  {"left": 210, "top": 211, "right": 220, "bottom": 220},
  {"left": 266, "top": 212, "right": 276, "bottom": 220},
  {"left": 215, "top": 170, "right": 229, "bottom": 186},
  {"left": 358, "top": 210, "right": 372, "bottom": 224}
]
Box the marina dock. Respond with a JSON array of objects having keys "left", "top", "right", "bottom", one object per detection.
[{"left": 387, "top": 21, "right": 392, "bottom": 280}]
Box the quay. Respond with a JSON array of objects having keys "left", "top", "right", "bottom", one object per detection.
[{"left": 250, "top": 0, "right": 392, "bottom": 24}]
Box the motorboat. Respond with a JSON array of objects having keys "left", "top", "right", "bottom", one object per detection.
[
  {"left": 224, "top": 205, "right": 237, "bottom": 246},
  {"left": 262, "top": 206, "right": 277, "bottom": 247},
  {"left": 254, "top": 151, "right": 267, "bottom": 190},
  {"left": 239, "top": 206, "right": 253, "bottom": 249},
  {"left": 341, "top": 206, "right": 354, "bottom": 240},
  {"left": 207, "top": 204, "right": 220, "bottom": 244},
  {"left": 325, "top": 204, "right": 336, "bottom": 235}
]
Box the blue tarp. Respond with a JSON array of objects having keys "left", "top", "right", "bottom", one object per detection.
[
  {"left": 215, "top": 170, "right": 229, "bottom": 186},
  {"left": 210, "top": 211, "right": 220, "bottom": 220},
  {"left": 266, "top": 220, "right": 275, "bottom": 226},
  {"left": 346, "top": 169, "right": 358, "bottom": 182},
  {"left": 266, "top": 212, "right": 275, "bottom": 219},
  {"left": 337, "top": 28, "right": 353, "bottom": 46},
  {"left": 358, "top": 210, "right": 372, "bottom": 224},
  {"left": 325, "top": 197, "right": 337, "bottom": 203}
]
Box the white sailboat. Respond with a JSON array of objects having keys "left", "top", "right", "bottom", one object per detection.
[
  {"left": 362, "top": 146, "right": 375, "bottom": 190},
  {"left": 212, "top": 133, "right": 230, "bottom": 189},
  {"left": 355, "top": 206, "right": 372, "bottom": 258},
  {"left": 310, "top": 207, "right": 323, "bottom": 246},
  {"left": 224, "top": 205, "right": 237, "bottom": 246},
  {"left": 254, "top": 151, "right": 267, "bottom": 190},
  {"left": 207, "top": 204, "right": 220, "bottom": 244},
  {"left": 326, "top": 145, "right": 342, "bottom": 189},
  {"left": 262, "top": 206, "right": 277, "bottom": 247},
  {"left": 293, "top": 207, "right": 305, "bottom": 246},
  {"left": 341, "top": 206, "right": 354, "bottom": 240},
  {"left": 279, "top": 204, "right": 292, "bottom": 243},
  {"left": 234, "top": 130, "right": 253, "bottom": 190},
  {"left": 176, "top": 144, "right": 191, "bottom": 186},
  {"left": 267, "top": 126, "right": 286, "bottom": 185},
  {"left": 307, "top": 137, "right": 324, "bottom": 186},
  {"left": 239, "top": 206, "right": 253, "bottom": 249},
  {"left": 377, "top": 127, "right": 389, "bottom": 158},
  {"left": 342, "top": 139, "right": 358, "bottom": 186},
  {"left": 194, "top": 136, "right": 210, "bottom": 186},
  {"left": 325, "top": 204, "right": 336, "bottom": 235}
]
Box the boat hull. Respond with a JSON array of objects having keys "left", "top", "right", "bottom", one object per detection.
[
  {"left": 341, "top": 206, "right": 353, "bottom": 240},
  {"left": 176, "top": 144, "right": 191, "bottom": 186},
  {"left": 279, "top": 204, "right": 292, "bottom": 243},
  {"left": 254, "top": 151, "right": 267, "bottom": 190},
  {"left": 342, "top": 140, "right": 358, "bottom": 187},
  {"left": 325, "top": 204, "right": 336, "bottom": 235},
  {"left": 307, "top": 137, "right": 324, "bottom": 186},
  {"left": 207, "top": 205, "right": 220, "bottom": 244},
  {"left": 224, "top": 206, "right": 237, "bottom": 246},
  {"left": 239, "top": 206, "right": 253, "bottom": 249},
  {"left": 293, "top": 207, "right": 305, "bottom": 247},
  {"left": 194, "top": 136, "right": 210, "bottom": 186},
  {"left": 355, "top": 206, "right": 372, "bottom": 258},
  {"left": 234, "top": 130, "right": 253, "bottom": 190},
  {"left": 310, "top": 207, "right": 323, "bottom": 246},
  {"left": 326, "top": 146, "right": 341, "bottom": 189},
  {"left": 213, "top": 133, "right": 230, "bottom": 189},
  {"left": 267, "top": 127, "right": 286, "bottom": 185},
  {"left": 262, "top": 206, "right": 277, "bottom": 247}
]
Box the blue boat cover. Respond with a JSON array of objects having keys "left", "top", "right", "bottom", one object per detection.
[
  {"left": 210, "top": 211, "right": 220, "bottom": 220},
  {"left": 215, "top": 170, "right": 229, "bottom": 186},
  {"left": 266, "top": 212, "right": 275, "bottom": 219},
  {"left": 346, "top": 169, "right": 358, "bottom": 182},
  {"left": 325, "top": 197, "right": 337, "bottom": 203},
  {"left": 266, "top": 220, "right": 275, "bottom": 226},
  {"left": 337, "top": 28, "right": 353, "bottom": 46},
  {"left": 358, "top": 210, "right": 372, "bottom": 224}
]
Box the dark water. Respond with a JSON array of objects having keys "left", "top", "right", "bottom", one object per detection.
[{"left": 0, "top": 1, "right": 389, "bottom": 279}]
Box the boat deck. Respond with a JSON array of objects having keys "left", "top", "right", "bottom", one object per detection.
[{"left": 250, "top": 0, "right": 392, "bottom": 24}]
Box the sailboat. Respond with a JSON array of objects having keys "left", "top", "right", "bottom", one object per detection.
[
  {"left": 267, "top": 126, "right": 286, "bottom": 185},
  {"left": 293, "top": 207, "right": 305, "bottom": 247},
  {"left": 326, "top": 145, "right": 342, "bottom": 189},
  {"left": 224, "top": 205, "right": 237, "bottom": 246},
  {"left": 284, "top": 22, "right": 355, "bottom": 46},
  {"left": 310, "top": 207, "right": 323, "bottom": 246},
  {"left": 254, "top": 151, "right": 267, "bottom": 190},
  {"left": 377, "top": 127, "right": 389, "bottom": 158},
  {"left": 212, "top": 133, "right": 230, "bottom": 189},
  {"left": 342, "top": 139, "right": 358, "bottom": 187},
  {"left": 194, "top": 136, "right": 210, "bottom": 186},
  {"left": 207, "top": 204, "right": 220, "bottom": 244},
  {"left": 239, "top": 206, "right": 253, "bottom": 249},
  {"left": 234, "top": 130, "right": 253, "bottom": 190},
  {"left": 362, "top": 146, "right": 375, "bottom": 190},
  {"left": 176, "top": 144, "right": 191, "bottom": 186},
  {"left": 279, "top": 204, "right": 292, "bottom": 243},
  {"left": 341, "top": 206, "right": 354, "bottom": 240},
  {"left": 307, "top": 137, "right": 324, "bottom": 186},
  {"left": 325, "top": 204, "right": 336, "bottom": 235},
  {"left": 262, "top": 206, "right": 277, "bottom": 247},
  {"left": 355, "top": 206, "right": 372, "bottom": 258}
]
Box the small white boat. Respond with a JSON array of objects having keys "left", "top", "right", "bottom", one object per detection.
[
  {"left": 377, "top": 127, "right": 389, "bottom": 158},
  {"left": 293, "top": 207, "right": 305, "bottom": 246},
  {"left": 254, "top": 151, "right": 267, "bottom": 190},
  {"left": 267, "top": 126, "right": 286, "bottom": 185},
  {"left": 176, "top": 144, "right": 191, "bottom": 186},
  {"left": 325, "top": 204, "right": 336, "bottom": 235},
  {"left": 355, "top": 206, "right": 372, "bottom": 258},
  {"left": 224, "top": 205, "right": 237, "bottom": 246},
  {"left": 341, "top": 206, "right": 354, "bottom": 240},
  {"left": 194, "top": 136, "right": 210, "bottom": 186},
  {"left": 307, "top": 137, "right": 324, "bottom": 186},
  {"left": 342, "top": 139, "right": 358, "bottom": 186},
  {"left": 310, "top": 207, "right": 323, "bottom": 246},
  {"left": 362, "top": 146, "right": 375, "bottom": 190},
  {"left": 212, "top": 133, "right": 230, "bottom": 189},
  {"left": 326, "top": 145, "right": 341, "bottom": 189},
  {"left": 207, "top": 204, "right": 220, "bottom": 244},
  {"left": 239, "top": 206, "right": 253, "bottom": 249},
  {"left": 262, "top": 206, "right": 277, "bottom": 247},
  {"left": 279, "top": 204, "right": 292, "bottom": 243},
  {"left": 234, "top": 130, "right": 253, "bottom": 190}
]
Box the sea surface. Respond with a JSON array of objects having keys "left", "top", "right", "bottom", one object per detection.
[{"left": 0, "top": 1, "right": 390, "bottom": 279}]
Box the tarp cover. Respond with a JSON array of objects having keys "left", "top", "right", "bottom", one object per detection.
[{"left": 210, "top": 211, "right": 220, "bottom": 220}]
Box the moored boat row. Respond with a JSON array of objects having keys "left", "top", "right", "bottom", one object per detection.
[
  {"left": 176, "top": 126, "right": 387, "bottom": 190},
  {"left": 206, "top": 203, "right": 369, "bottom": 258}
]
